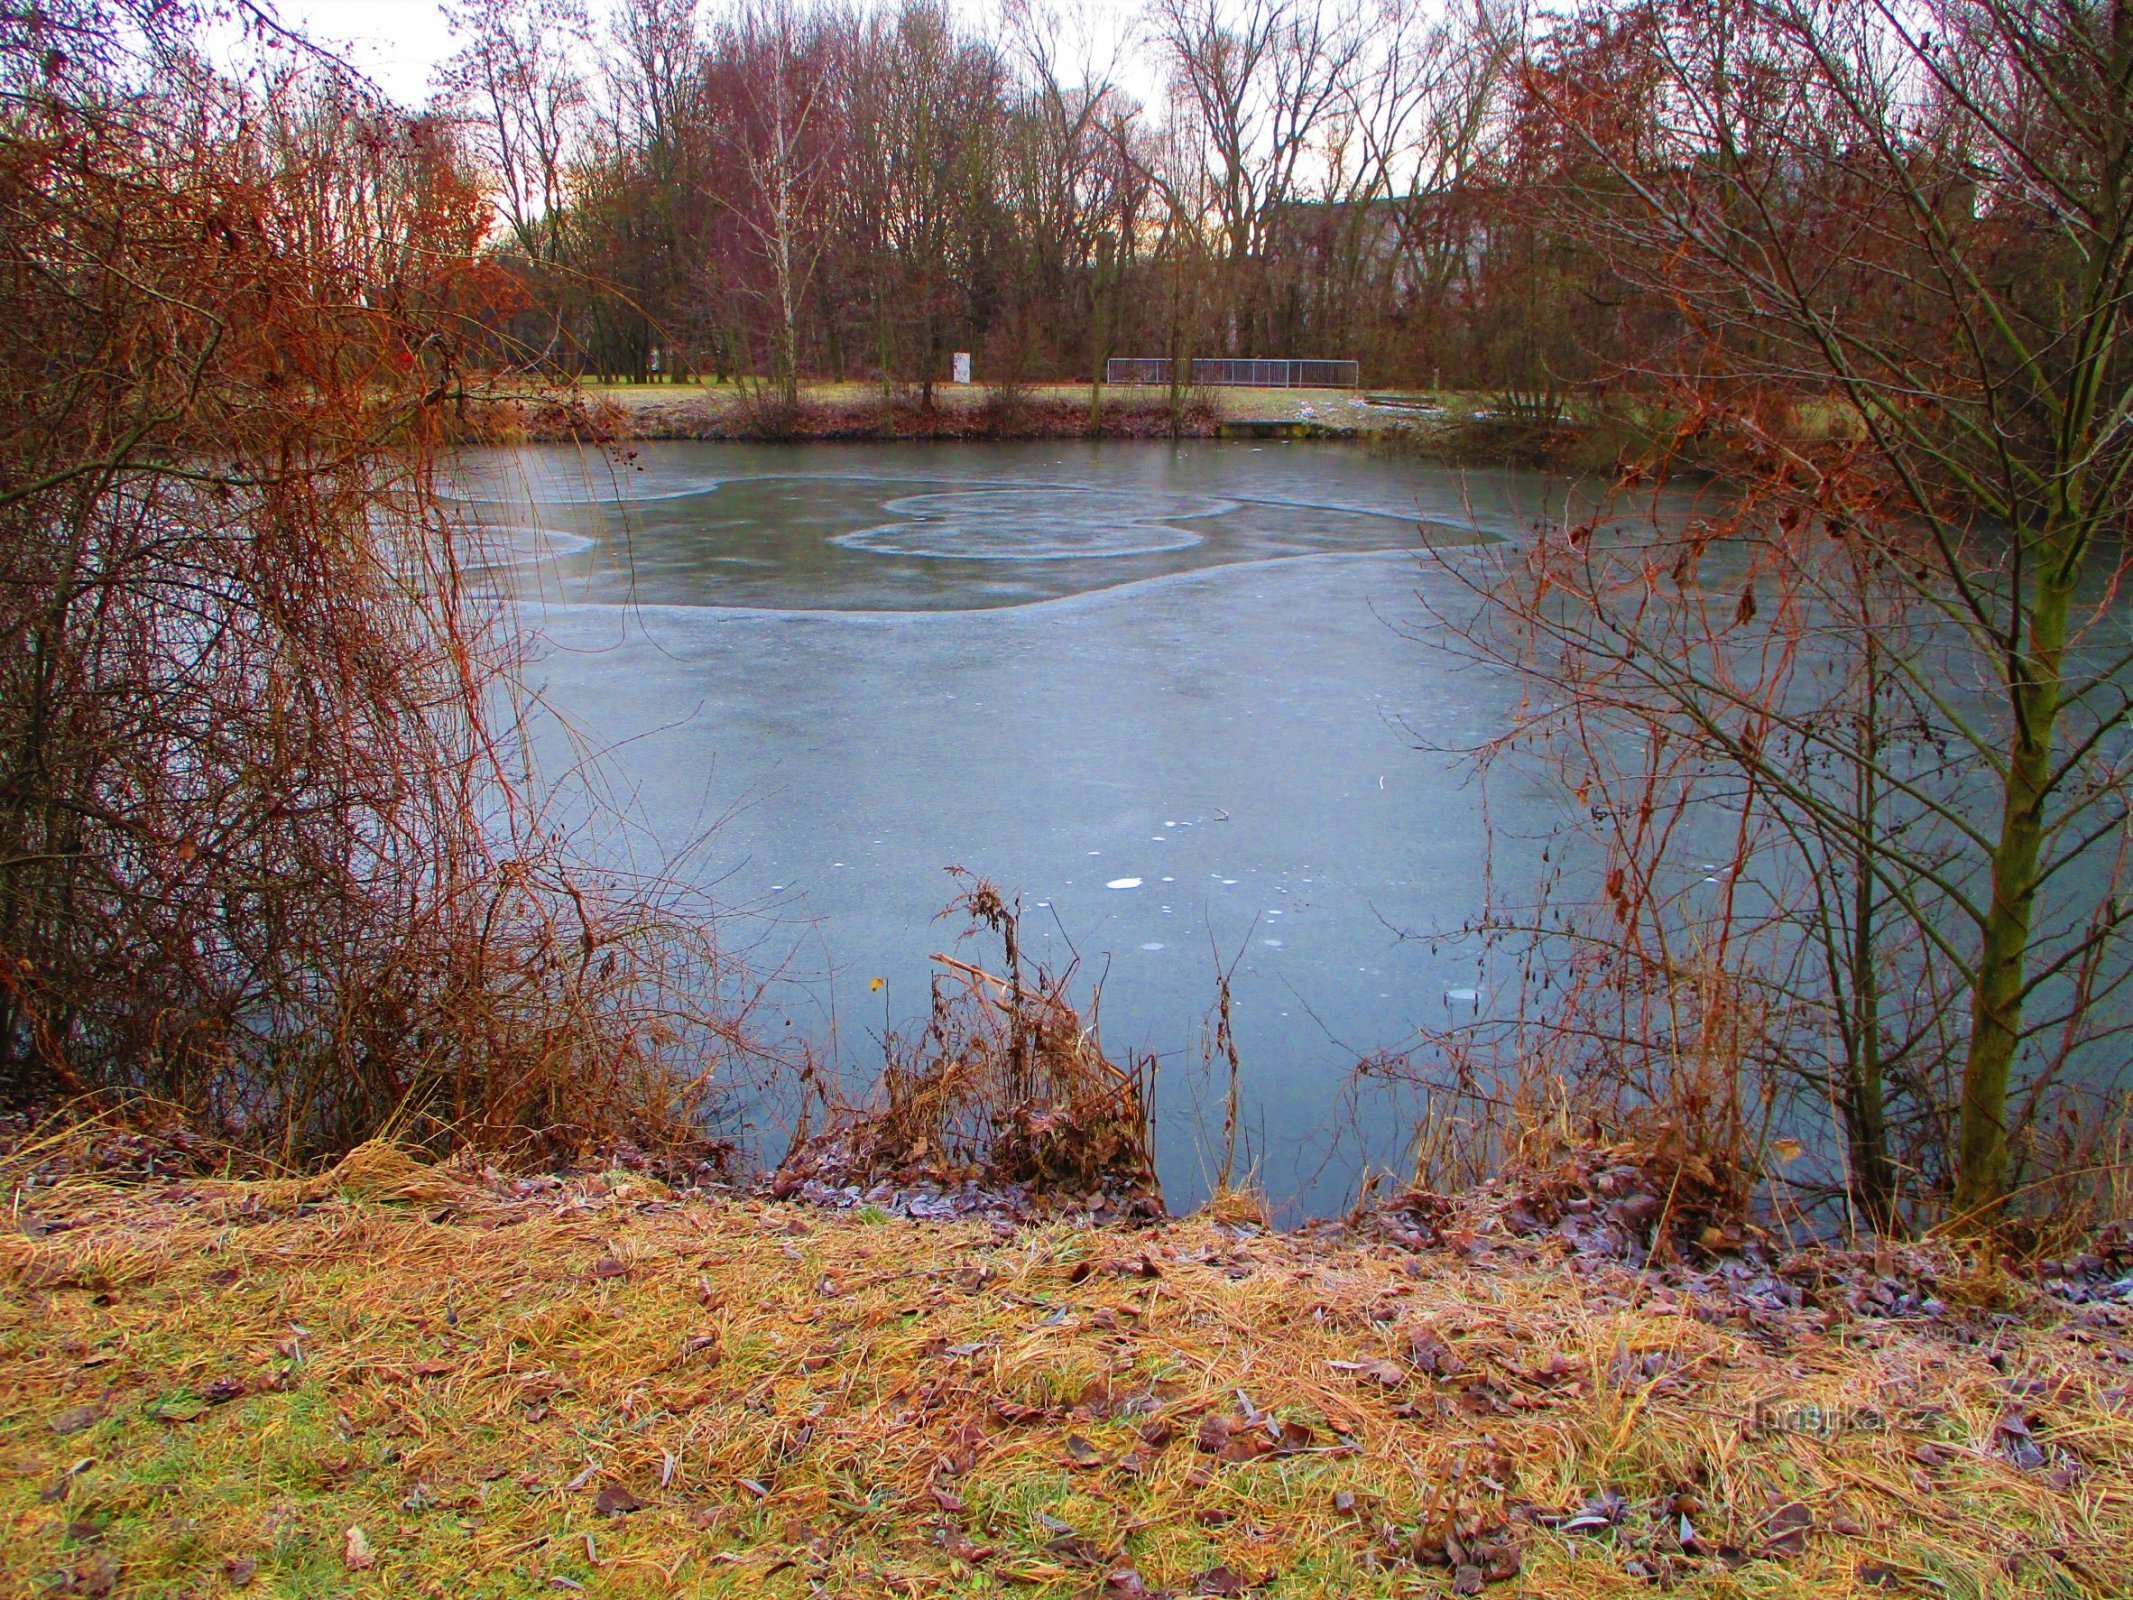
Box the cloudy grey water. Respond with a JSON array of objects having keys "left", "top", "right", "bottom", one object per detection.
[{"left": 451, "top": 441, "right": 1681, "bottom": 1212}]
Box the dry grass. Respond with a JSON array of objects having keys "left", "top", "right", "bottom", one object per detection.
[
  {"left": 7, "top": 1153, "right": 2131, "bottom": 1599},
  {"left": 539, "top": 381, "right": 1385, "bottom": 441}
]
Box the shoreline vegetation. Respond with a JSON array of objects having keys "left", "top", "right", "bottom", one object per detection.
[
  {"left": 457, "top": 380, "right": 1730, "bottom": 478},
  {"left": 459, "top": 380, "right": 1494, "bottom": 448},
  {"left": 7, "top": 1127, "right": 2132, "bottom": 1600},
  {"left": 458, "top": 380, "right": 1378, "bottom": 443}
]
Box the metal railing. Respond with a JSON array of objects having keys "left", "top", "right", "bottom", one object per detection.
[{"left": 1104, "top": 357, "right": 1360, "bottom": 389}]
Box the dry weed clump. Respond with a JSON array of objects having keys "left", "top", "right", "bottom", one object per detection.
[
  {"left": 449, "top": 388, "right": 634, "bottom": 445},
  {"left": 7, "top": 1153, "right": 2133, "bottom": 1599},
  {"left": 779, "top": 875, "right": 1161, "bottom": 1215}
]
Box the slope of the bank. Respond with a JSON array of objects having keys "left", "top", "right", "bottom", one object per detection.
[
  {"left": 5, "top": 1161, "right": 2127, "bottom": 1598},
  {"left": 466, "top": 382, "right": 1396, "bottom": 443}
]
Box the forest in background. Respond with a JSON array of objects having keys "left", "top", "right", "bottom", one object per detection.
[{"left": 421, "top": 0, "right": 1573, "bottom": 400}]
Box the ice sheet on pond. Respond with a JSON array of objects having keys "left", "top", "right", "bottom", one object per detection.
[{"left": 498, "top": 441, "right": 1718, "bottom": 1212}]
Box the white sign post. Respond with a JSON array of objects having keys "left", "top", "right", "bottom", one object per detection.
[{"left": 952, "top": 351, "right": 972, "bottom": 385}]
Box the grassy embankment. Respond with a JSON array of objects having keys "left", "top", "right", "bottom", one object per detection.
[
  {"left": 464, "top": 380, "right": 1864, "bottom": 471},
  {"left": 8, "top": 1144, "right": 2130, "bottom": 1599}
]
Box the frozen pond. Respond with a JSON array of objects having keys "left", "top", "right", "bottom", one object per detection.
[{"left": 452, "top": 441, "right": 1646, "bottom": 1212}]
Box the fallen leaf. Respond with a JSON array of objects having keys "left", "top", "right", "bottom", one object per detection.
[
  {"left": 1217, "top": 1430, "right": 1273, "bottom": 1464},
  {"left": 1407, "top": 1328, "right": 1464, "bottom": 1377},
  {"left": 930, "top": 1484, "right": 967, "bottom": 1514},
  {"left": 1195, "top": 1563, "right": 1248, "bottom": 1596},
  {"left": 1044, "top": 1534, "right": 1105, "bottom": 1566},
  {"left": 1995, "top": 1410, "right": 2046, "bottom": 1472},
  {"left": 50, "top": 1406, "right": 100, "bottom": 1436},
  {"left": 589, "top": 1257, "right": 629, "bottom": 1280},
  {"left": 342, "top": 1525, "right": 375, "bottom": 1571},
  {"left": 1194, "top": 1413, "right": 1232, "bottom": 1453},
  {"left": 153, "top": 1400, "right": 207, "bottom": 1424},
  {"left": 1760, "top": 1501, "right": 1813, "bottom": 1557},
  {"left": 1064, "top": 1434, "right": 1104, "bottom": 1467},
  {"left": 203, "top": 1376, "right": 247, "bottom": 1405},
  {"left": 1452, "top": 1564, "right": 1485, "bottom": 1595},
  {"left": 69, "top": 1553, "right": 119, "bottom": 1598},
  {"left": 224, "top": 1555, "right": 257, "bottom": 1587},
  {"left": 1104, "top": 1569, "right": 1149, "bottom": 1596},
  {"left": 593, "top": 1482, "right": 644, "bottom": 1517}
]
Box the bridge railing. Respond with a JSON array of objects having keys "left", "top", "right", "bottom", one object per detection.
[{"left": 1104, "top": 357, "right": 1360, "bottom": 389}]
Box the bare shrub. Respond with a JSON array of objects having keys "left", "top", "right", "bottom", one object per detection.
[{"left": 0, "top": 4, "right": 762, "bottom": 1164}]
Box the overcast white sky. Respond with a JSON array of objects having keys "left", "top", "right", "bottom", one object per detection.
[
  {"left": 261, "top": 0, "right": 464, "bottom": 105},
  {"left": 258, "top": 0, "right": 1153, "bottom": 110}
]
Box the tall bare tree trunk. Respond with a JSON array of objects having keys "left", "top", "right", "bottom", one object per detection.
[{"left": 1956, "top": 562, "right": 2075, "bottom": 1222}]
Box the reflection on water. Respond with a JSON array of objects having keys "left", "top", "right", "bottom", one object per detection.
[{"left": 454, "top": 441, "right": 1684, "bottom": 1213}]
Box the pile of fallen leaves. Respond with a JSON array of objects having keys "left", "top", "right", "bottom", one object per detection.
[
  {"left": 7, "top": 1142, "right": 2132, "bottom": 1598},
  {"left": 0, "top": 1109, "right": 271, "bottom": 1186}
]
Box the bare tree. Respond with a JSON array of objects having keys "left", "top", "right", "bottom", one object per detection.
[
  {"left": 441, "top": 0, "right": 592, "bottom": 264},
  {"left": 1148, "top": 0, "right": 1365, "bottom": 352},
  {"left": 1000, "top": 0, "right": 1142, "bottom": 387},
  {"left": 701, "top": 0, "right": 836, "bottom": 409},
  {"left": 1506, "top": 0, "right": 2133, "bottom": 1225},
  {"left": 609, "top": 0, "right": 700, "bottom": 165}
]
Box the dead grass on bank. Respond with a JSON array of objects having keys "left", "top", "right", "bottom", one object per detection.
[
  {"left": 7, "top": 1151, "right": 2133, "bottom": 1600},
  {"left": 457, "top": 382, "right": 1232, "bottom": 443}
]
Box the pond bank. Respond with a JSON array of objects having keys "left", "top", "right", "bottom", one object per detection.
[
  {"left": 459, "top": 381, "right": 1401, "bottom": 445},
  {"left": 7, "top": 1138, "right": 2128, "bottom": 1599},
  {"left": 453, "top": 381, "right": 1692, "bottom": 474}
]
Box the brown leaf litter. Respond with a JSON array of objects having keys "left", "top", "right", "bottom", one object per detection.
[{"left": 6, "top": 1151, "right": 2133, "bottom": 1596}]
